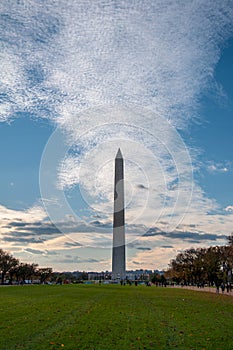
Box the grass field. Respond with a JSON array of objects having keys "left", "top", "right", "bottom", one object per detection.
[{"left": 0, "top": 284, "right": 233, "bottom": 350}]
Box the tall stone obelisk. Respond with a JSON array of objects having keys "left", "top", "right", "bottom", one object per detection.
[{"left": 112, "top": 148, "right": 126, "bottom": 280}]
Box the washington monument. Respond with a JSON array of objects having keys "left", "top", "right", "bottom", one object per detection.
[{"left": 112, "top": 148, "right": 126, "bottom": 280}]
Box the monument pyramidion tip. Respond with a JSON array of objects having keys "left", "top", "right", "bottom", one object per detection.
[{"left": 116, "top": 148, "right": 123, "bottom": 159}]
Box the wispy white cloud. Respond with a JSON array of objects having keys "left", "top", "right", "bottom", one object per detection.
[
  {"left": 1, "top": 1, "right": 233, "bottom": 125},
  {"left": 206, "top": 161, "right": 231, "bottom": 173},
  {"left": 0, "top": 204, "right": 46, "bottom": 223},
  {"left": 225, "top": 205, "right": 233, "bottom": 212}
]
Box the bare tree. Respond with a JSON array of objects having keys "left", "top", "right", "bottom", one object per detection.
[
  {"left": 227, "top": 233, "right": 233, "bottom": 246},
  {"left": 37, "top": 267, "right": 53, "bottom": 284},
  {"left": 0, "top": 249, "right": 18, "bottom": 284},
  {"left": 15, "top": 263, "right": 38, "bottom": 284}
]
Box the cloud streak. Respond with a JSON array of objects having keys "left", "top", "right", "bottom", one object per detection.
[
  {"left": 0, "top": 201, "right": 231, "bottom": 270},
  {"left": 206, "top": 161, "right": 232, "bottom": 174},
  {"left": 1, "top": 1, "right": 233, "bottom": 125}
]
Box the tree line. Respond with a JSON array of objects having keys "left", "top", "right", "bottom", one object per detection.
[
  {"left": 165, "top": 234, "right": 233, "bottom": 286},
  {"left": 0, "top": 249, "right": 52, "bottom": 285}
]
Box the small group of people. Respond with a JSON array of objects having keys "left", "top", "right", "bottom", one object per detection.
[
  {"left": 196, "top": 282, "right": 205, "bottom": 288},
  {"left": 216, "top": 282, "right": 232, "bottom": 294},
  {"left": 120, "top": 279, "right": 136, "bottom": 286}
]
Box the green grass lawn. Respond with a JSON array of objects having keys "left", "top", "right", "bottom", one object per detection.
[{"left": 0, "top": 284, "right": 232, "bottom": 350}]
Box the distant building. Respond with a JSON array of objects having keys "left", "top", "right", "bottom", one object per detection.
[
  {"left": 87, "top": 271, "right": 111, "bottom": 281},
  {"left": 126, "top": 269, "right": 153, "bottom": 281}
]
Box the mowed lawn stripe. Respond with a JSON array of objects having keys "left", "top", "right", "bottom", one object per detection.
[{"left": 0, "top": 284, "right": 233, "bottom": 349}]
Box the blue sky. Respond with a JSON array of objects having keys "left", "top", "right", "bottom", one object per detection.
[
  {"left": 1, "top": 1, "right": 233, "bottom": 272},
  {"left": 195, "top": 39, "right": 233, "bottom": 208},
  {"left": 0, "top": 116, "right": 53, "bottom": 209}
]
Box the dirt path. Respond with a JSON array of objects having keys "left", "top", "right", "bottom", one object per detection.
[{"left": 171, "top": 285, "right": 233, "bottom": 297}]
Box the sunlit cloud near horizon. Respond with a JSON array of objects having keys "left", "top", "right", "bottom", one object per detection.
[{"left": 1, "top": 1, "right": 233, "bottom": 271}]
